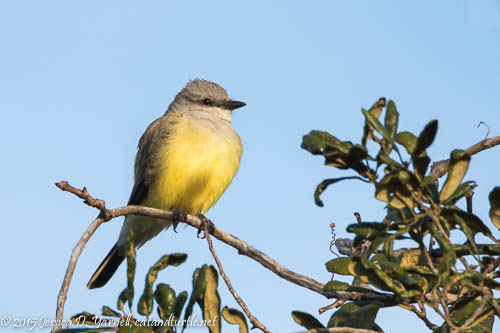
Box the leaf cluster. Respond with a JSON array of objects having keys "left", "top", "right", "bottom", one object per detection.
[
  {"left": 57, "top": 233, "right": 249, "bottom": 333},
  {"left": 298, "top": 98, "right": 500, "bottom": 332}
]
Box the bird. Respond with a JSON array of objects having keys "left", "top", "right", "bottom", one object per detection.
[{"left": 87, "top": 79, "right": 245, "bottom": 289}]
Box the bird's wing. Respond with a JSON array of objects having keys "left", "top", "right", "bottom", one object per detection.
[{"left": 127, "top": 112, "right": 183, "bottom": 205}]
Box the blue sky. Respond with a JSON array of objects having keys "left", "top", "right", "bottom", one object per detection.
[{"left": 1, "top": 1, "right": 499, "bottom": 332}]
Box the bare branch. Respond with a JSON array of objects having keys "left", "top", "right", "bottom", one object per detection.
[
  {"left": 400, "top": 303, "right": 438, "bottom": 331},
  {"left": 203, "top": 221, "right": 271, "bottom": 333},
  {"left": 54, "top": 182, "right": 393, "bottom": 331},
  {"left": 295, "top": 328, "right": 380, "bottom": 333},
  {"left": 429, "top": 136, "right": 500, "bottom": 178},
  {"left": 53, "top": 216, "right": 106, "bottom": 332}
]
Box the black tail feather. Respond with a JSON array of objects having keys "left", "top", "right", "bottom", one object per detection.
[{"left": 87, "top": 244, "right": 125, "bottom": 289}]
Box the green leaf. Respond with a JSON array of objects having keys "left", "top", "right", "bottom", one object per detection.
[
  {"left": 102, "top": 306, "right": 121, "bottom": 318},
  {"left": 56, "top": 328, "right": 118, "bottom": 333},
  {"left": 323, "top": 280, "right": 375, "bottom": 293},
  {"left": 301, "top": 130, "right": 350, "bottom": 155},
  {"left": 396, "top": 131, "right": 418, "bottom": 155},
  {"left": 443, "top": 181, "right": 477, "bottom": 206},
  {"left": 450, "top": 296, "right": 495, "bottom": 328},
  {"left": 118, "top": 326, "right": 155, "bottom": 333},
  {"left": 488, "top": 186, "right": 500, "bottom": 229},
  {"left": 347, "top": 222, "right": 386, "bottom": 240},
  {"left": 325, "top": 257, "right": 351, "bottom": 275},
  {"left": 203, "top": 266, "right": 221, "bottom": 333},
  {"left": 440, "top": 150, "right": 471, "bottom": 202},
  {"left": 362, "top": 108, "right": 398, "bottom": 152},
  {"left": 384, "top": 100, "right": 399, "bottom": 153},
  {"left": 173, "top": 291, "right": 188, "bottom": 320},
  {"left": 452, "top": 213, "right": 479, "bottom": 254},
  {"left": 413, "top": 155, "right": 430, "bottom": 182},
  {"left": 412, "top": 120, "right": 438, "bottom": 159},
  {"left": 184, "top": 268, "right": 203, "bottom": 330},
  {"left": 70, "top": 312, "right": 98, "bottom": 325},
  {"left": 441, "top": 208, "right": 493, "bottom": 237},
  {"left": 138, "top": 253, "right": 187, "bottom": 317},
  {"left": 327, "top": 302, "right": 380, "bottom": 329},
  {"left": 377, "top": 153, "right": 403, "bottom": 170},
  {"left": 183, "top": 265, "right": 221, "bottom": 333},
  {"left": 314, "top": 176, "right": 367, "bottom": 207},
  {"left": 126, "top": 232, "right": 136, "bottom": 311},
  {"left": 370, "top": 253, "right": 398, "bottom": 271},
  {"left": 154, "top": 283, "right": 177, "bottom": 322},
  {"left": 117, "top": 288, "right": 128, "bottom": 314},
  {"left": 375, "top": 172, "right": 415, "bottom": 209},
  {"left": 222, "top": 307, "right": 249, "bottom": 333},
  {"left": 291, "top": 311, "right": 325, "bottom": 329},
  {"left": 323, "top": 280, "right": 351, "bottom": 291},
  {"left": 361, "top": 98, "right": 386, "bottom": 146}
]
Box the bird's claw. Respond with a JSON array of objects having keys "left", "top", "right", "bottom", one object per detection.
[
  {"left": 172, "top": 209, "right": 187, "bottom": 233},
  {"left": 197, "top": 213, "right": 215, "bottom": 239}
]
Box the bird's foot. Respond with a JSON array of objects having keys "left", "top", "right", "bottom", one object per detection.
[
  {"left": 172, "top": 209, "right": 187, "bottom": 233},
  {"left": 197, "top": 213, "right": 215, "bottom": 239}
]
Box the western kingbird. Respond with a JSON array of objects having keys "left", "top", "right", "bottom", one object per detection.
[{"left": 87, "top": 79, "right": 245, "bottom": 289}]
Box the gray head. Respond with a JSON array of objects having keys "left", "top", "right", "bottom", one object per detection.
[{"left": 168, "top": 79, "right": 245, "bottom": 120}]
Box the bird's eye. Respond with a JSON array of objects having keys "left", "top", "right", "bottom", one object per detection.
[{"left": 203, "top": 98, "right": 213, "bottom": 105}]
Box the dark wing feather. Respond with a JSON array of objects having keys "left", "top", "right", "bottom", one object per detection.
[
  {"left": 127, "top": 116, "right": 164, "bottom": 205},
  {"left": 126, "top": 112, "right": 183, "bottom": 205}
]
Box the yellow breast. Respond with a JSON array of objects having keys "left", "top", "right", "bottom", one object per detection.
[{"left": 144, "top": 113, "right": 242, "bottom": 215}]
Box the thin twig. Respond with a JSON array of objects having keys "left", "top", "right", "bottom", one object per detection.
[
  {"left": 455, "top": 294, "right": 487, "bottom": 332},
  {"left": 429, "top": 135, "right": 500, "bottom": 178},
  {"left": 295, "top": 328, "right": 379, "bottom": 333},
  {"left": 203, "top": 222, "right": 271, "bottom": 333},
  {"left": 54, "top": 182, "right": 392, "bottom": 331},
  {"left": 53, "top": 216, "right": 106, "bottom": 332},
  {"left": 319, "top": 297, "right": 349, "bottom": 314},
  {"left": 400, "top": 303, "right": 438, "bottom": 331}
]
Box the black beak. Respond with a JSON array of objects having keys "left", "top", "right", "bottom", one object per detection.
[{"left": 227, "top": 100, "right": 246, "bottom": 111}]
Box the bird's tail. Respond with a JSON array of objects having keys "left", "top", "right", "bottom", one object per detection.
[{"left": 87, "top": 243, "right": 126, "bottom": 289}]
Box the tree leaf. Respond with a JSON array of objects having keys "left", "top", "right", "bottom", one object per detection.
[
  {"left": 413, "top": 155, "right": 430, "bottom": 182},
  {"left": 183, "top": 268, "right": 203, "bottom": 331},
  {"left": 375, "top": 172, "right": 415, "bottom": 209},
  {"left": 138, "top": 253, "right": 187, "bottom": 317},
  {"left": 327, "top": 302, "right": 380, "bottom": 329},
  {"left": 183, "top": 265, "right": 221, "bottom": 333},
  {"left": 488, "top": 186, "right": 500, "bottom": 229},
  {"left": 203, "top": 266, "right": 221, "bottom": 333},
  {"left": 323, "top": 280, "right": 374, "bottom": 293},
  {"left": 301, "top": 130, "right": 350, "bottom": 155},
  {"left": 361, "top": 109, "right": 398, "bottom": 152},
  {"left": 222, "top": 307, "right": 249, "bottom": 333},
  {"left": 173, "top": 291, "right": 188, "bottom": 321},
  {"left": 384, "top": 100, "right": 399, "bottom": 153},
  {"left": 314, "top": 176, "right": 367, "bottom": 207},
  {"left": 362, "top": 98, "right": 386, "bottom": 146},
  {"left": 126, "top": 232, "right": 136, "bottom": 311},
  {"left": 347, "top": 222, "right": 386, "bottom": 240},
  {"left": 71, "top": 312, "right": 98, "bottom": 325},
  {"left": 396, "top": 131, "right": 417, "bottom": 155},
  {"left": 291, "top": 311, "right": 325, "bottom": 329},
  {"left": 440, "top": 150, "right": 471, "bottom": 202},
  {"left": 154, "top": 283, "right": 177, "bottom": 322},
  {"left": 441, "top": 208, "right": 493, "bottom": 237},
  {"left": 412, "top": 120, "right": 438, "bottom": 159},
  {"left": 102, "top": 306, "right": 121, "bottom": 318},
  {"left": 117, "top": 288, "right": 128, "bottom": 314},
  {"left": 118, "top": 326, "right": 155, "bottom": 333},
  {"left": 325, "top": 257, "right": 351, "bottom": 275},
  {"left": 443, "top": 181, "right": 477, "bottom": 206}
]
